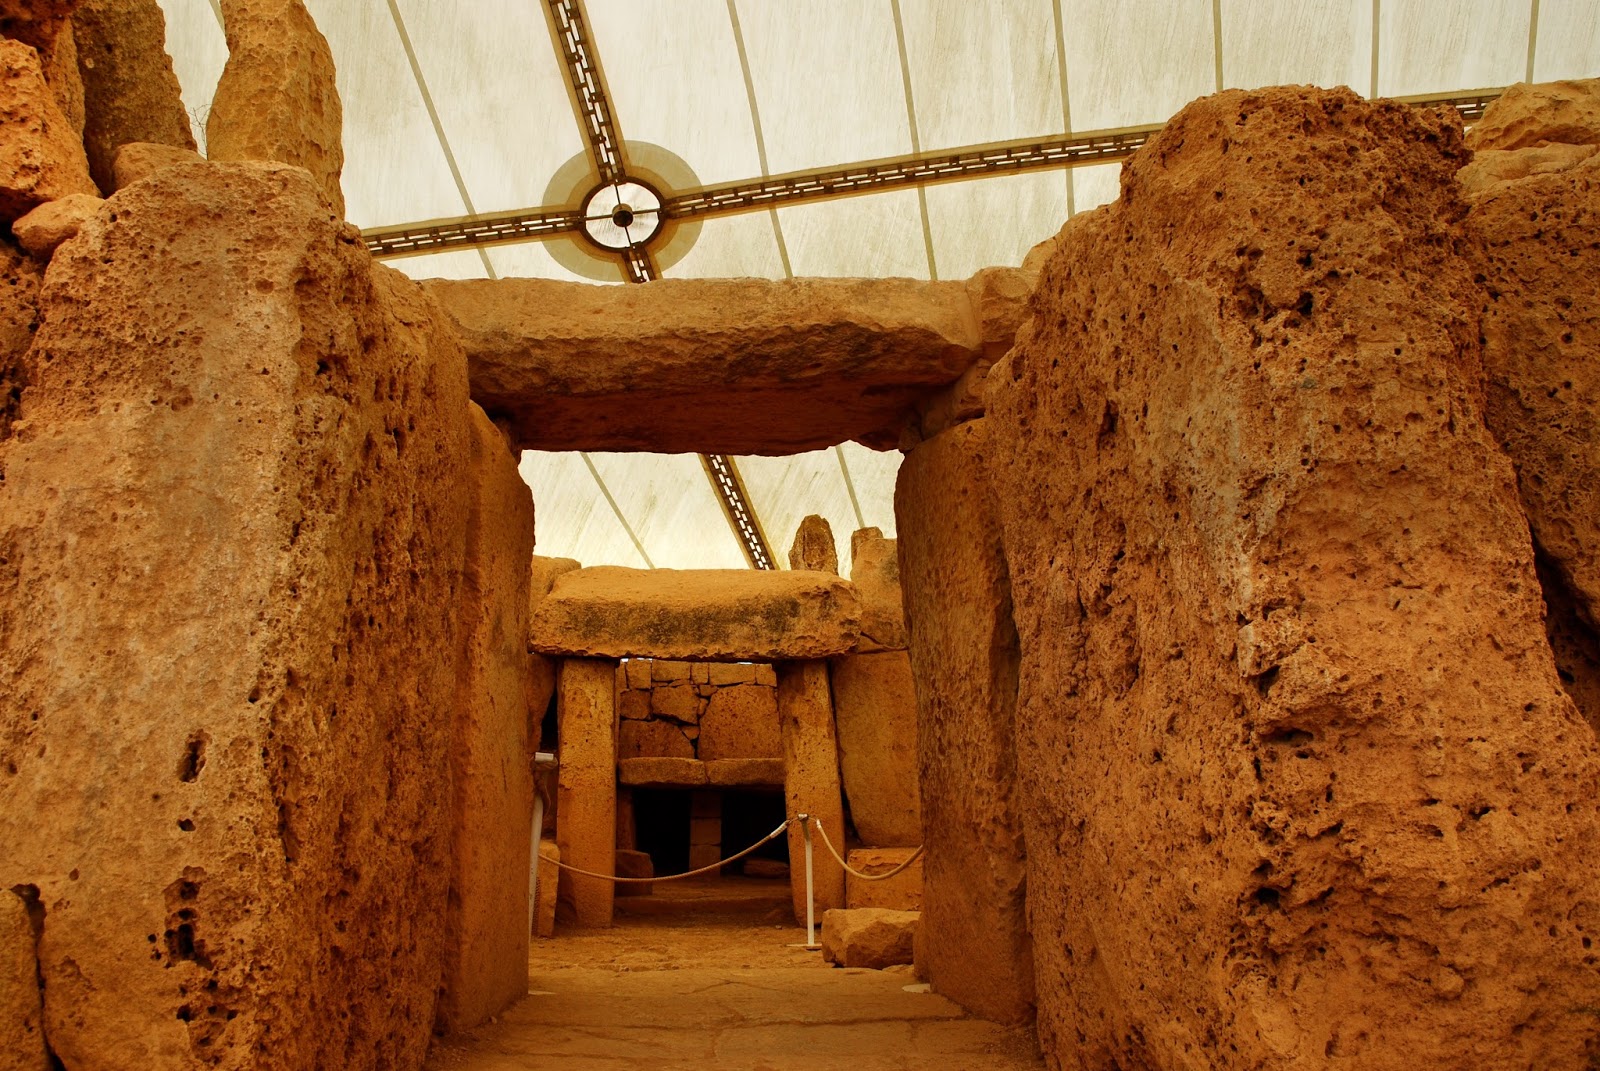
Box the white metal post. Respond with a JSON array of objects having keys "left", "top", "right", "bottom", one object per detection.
[
  {"left": 528, "top": 791, "right": 545, "bottom": 936},
  {"left": 799, "top": 812, "right": 818, "bottom": 948}
]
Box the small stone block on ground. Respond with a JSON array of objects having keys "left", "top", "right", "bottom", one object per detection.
[
  {"left": 614, "top": 849, "right": 654, "bottom": 897},
  {"left": 821, "top": 908, "right": 919, "bottom": 970},
  {"left": 846, "top": 849, "right": 924, "bottom": 911},
  {"left": 535, "top": 840, "right": 560, "bottom": 938}
]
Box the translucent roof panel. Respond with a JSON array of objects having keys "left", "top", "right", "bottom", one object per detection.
[
  {"left": 1534, "top": 0, "right": 1600, "bottom": 83},
  {"left": 1376, "top": 0, "right": 1530, "bottom": 98},
  {"left": 739, "top": 450, "right": 868, "bottom": 577},
  {"left": 1072, "top": 162, "right": 1123, "bottom": 215},
  {"left": 389, "top": 248, "right": 492, "bottom": 282},
  {"left": 927, "top": 171, "right": 1069, "bottom": 278},
  {"left": 587, "top": 0, "right": 763, "bottom": 187},
  {"left": 583, "top": 452, "right": 749, "bottom": 570},
  {"left": 519, "top": 451, "right": 650, "bottom": 568},
  {"left": 837, "top": 443, "right": 902, "bottom": 539},
  {"left": 736, "top": 0, "right": 911, "bottom": 173},
  {"left": 1221, "top": 0, "right": 1371, "bottom": 94},
  {"left": 778, "top": 190, "right": 931, "bottom": 279},
  {"left": 662, "top": 213, "right": 789, "bottom": 281},
  {"left": 389, "top": 0, "right": 585, "bottom": 217},
  {"left": 152, "top": 0, "right": 226, "bottom": 148},
  {"left": 1062, "top": 0, "right": 1216, "bottom": 131},
  {"left": 899, "top": 0, "right": 1065, "bottom": 150},
  {"left": 305, "top": 0, "right": 467, "bottom": 228}
]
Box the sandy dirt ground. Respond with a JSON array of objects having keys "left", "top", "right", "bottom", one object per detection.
[{"left": 425, "top": 906, "right": 1043, "bottom": 1070}]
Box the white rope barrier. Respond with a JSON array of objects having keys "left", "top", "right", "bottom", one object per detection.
[
  {"left": 547, "top": 817, "right": 792, "bottom": 884},
  {"left": 809, "top": 817, "right": 925, "bottom": 881}
]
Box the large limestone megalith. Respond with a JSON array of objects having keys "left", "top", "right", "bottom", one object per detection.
[
  {"left": 895, "top": 418, "right": 1032, "bottom": 1025},
  {"left": 0, "top": 161, "right": 473, "bottom": 1070},
  {"left": 986, "top": 86, "right": 1600, "bottom": 1070}
]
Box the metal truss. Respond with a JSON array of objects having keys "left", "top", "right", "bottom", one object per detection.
[
  {"left": 539, "top": 0, "right": 776, "bottom": 570},
  {"left": 702, "top": 455, "right": 775, "bottom": 571},
  {"left": 362, "top": 88, "right": 1505, "bottom": 261}
]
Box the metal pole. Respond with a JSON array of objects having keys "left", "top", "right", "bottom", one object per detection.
[
  {"left": 528, "top": 791, "right": 545, "bottom": 937},
  {"left": 799, "top": 812, "right": 818, "bottom": 949}
]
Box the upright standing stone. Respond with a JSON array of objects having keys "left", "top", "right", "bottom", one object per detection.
[
  {"left": 206, "top": 0, "right": 343, "bottom": 215},
  {"left": 895, "top": 417, "right": 1032, "bottom": 1024},
  {"left": 788, "top": 513, "right": 839, "bottom": 573},
  {"left": 70, "top": 0, "right": 195, "bottom": 192},
  {"left": 0, "top": 161, "right": 474, "bottom": 1071},
  {"left": 556, "top": 658, "right": 618, "bottom": 927},
  {"left": 829, "top": 651, "right": 921, "bottom": 847},
  {"left": 0, "top": 890, "right": 48, "bottom": 1071},
  {"left": 436, "top": 406, "right": 536, "bottom": 1033},
  {"left": 0, "top": 38, "right": 96, "bottom": 220},
  {"left": 986, "top": 86, "right": 1600, "bottom": 1070},
  {"left": 776, "top": 661, "right": 846, "bottom": 921},
  {"left": 849, "top": 527, "right": 908, "bottom": 651}
]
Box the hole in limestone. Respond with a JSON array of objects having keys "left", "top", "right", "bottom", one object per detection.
[{"left": 178, "top": 733, "right": 208, "bottom": 783}]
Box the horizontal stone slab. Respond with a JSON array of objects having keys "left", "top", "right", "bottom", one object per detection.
[
  {"left": 423, "top": 272, "right": 1030, "bottom": 454},
  {"left": 616, "top": 757, "right": 787, "bottom": 788},
  {"left": 531, "top": 567, "right": 860, "bottom": 661}
]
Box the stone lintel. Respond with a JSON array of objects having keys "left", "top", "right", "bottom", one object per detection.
[
  {"left": 423, "top": 271, "right": 1031, "bottom": 454},
  {"left": 529, "top": 566, "right": 861, "bottom": 661},
  {"left": 617, "top": 757, "right": 785, "bottom": 789}
]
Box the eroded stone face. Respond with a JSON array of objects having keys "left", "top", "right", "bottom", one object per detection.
[
  {"left": 788, "top": 513, "right": 839, "bottom": 573},
  {"left": 0, "top": 37, "right": 95, "bottom": 219},
  {"left": 529, "top": 566, "right": 862, "bottom": 662},
  {"left": 69, "top": 0, "right": 194, "bottom": 192},
  {"left": 0, "top": 160, "right": 473, "bottom": 1070},
  {"left": 848, "top": 527, "right": 907, "bottom": 652},
  {"left": 830, "top": 651, "right": 920, "bottom": 847},
  {"left": 987, "top": 86, "right": 1600, "bottom": 1070},
  {"left": 423, "top": 275, "right": 989, "bottom": 454},
  {"left": 206, "top": 0, "right": 343, "bottom": 215},
  {"left": 0, "top": 890, "right": 48, "bottom": 1071},
  {"left": 1468, "top": 78, "right": 1600, "bottom": 153},
  {"left": 894, "top": 418, "right": 1032, "bottom": 1026},
  {"left": 1467, "top": 150, "right": 1600, "bottom": 691}
]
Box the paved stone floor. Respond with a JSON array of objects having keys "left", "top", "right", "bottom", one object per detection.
[{"left": 425, "top": 902, "right": 1044, "bottom": 1071}]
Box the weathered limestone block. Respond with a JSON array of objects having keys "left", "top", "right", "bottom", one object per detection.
[
  {"left": 533, "top": 839, "right": 560, "bottom": 938},
  {"left": 964, "top": 266, "right": 1032, "bottom": 360},
  {"left": 829, "top": 651, "right": 921, "bottom": 847},
  {"left": 436, "top": 406, "right": 536, "bottom": 1034},
  {"left": 708, "top": 661, "right": 772, "bottom": 685},
  {"left": 618, "top": 718, "right": 694, "bottom": 759},
  {"left": 706, "top": 757, "right": 785, "bottom": 786},
  {"left": 788, "top": 513, "right": 839, "bottom": 572},
  {"left": 698, "top": 684, "right": 782, "bottom": 759},
  {"left": 0, "top": 38, "right": 95, "bottom": 219},
  {"left": 110, "top": 141, "right": 203, "bottom": 191},
  {"left": 895, "top": 418, "right": 1032, "bottom": 1025},
  {"left": 820, "top": 908, "right": 918, "bottom": 969},
  {"left": 10, "top": 190, "right": 99, "bottom": 257},
  {"left": 651, "top": 658, "right": 692, "bottom": 682},
  {"left": 38, "top": 15, "right": 81, "bottom": 139},
  {"left": 0, "top": 241, "right": 42, "bottom": 442},
  {"left": 0, "top": 161, "right": 474, "bottom": 1070},
  {"left": 528, "top": 557, "right": 576, "bottom": 750},
  {"left": 613, "top": 849, "right": 654, "bottom": 897},
  {"left": 206, "top": 0, "right": 343, "bottom": 215},
  {"left": 1, "top": 890, "right": 48, "bottom": 1071},
  {"left": 1469, "top": 156, "right": 1600, "bottom": 613},
  {"left": 530, "top": 566, "right": 862, "bottom": 662},
  {"left": 986, "top": 86, "right": 1600, "bottom": 1070},
  {"left": 1468, "top": 78, "right": 1600, "bottom": 152},
  {"left": 423, "top": 275, "right": 988, "bottom": 453},
  {"left": 845, "top": 848, "right": 923, "bottom": 911},
  {"left": 555, "top": 658, "right": 617, "bottom": 928},
  {"left": 849, "top": 527, "right": 907, "bottom": 651},
  {"left": 70, "top": 0, "right": 195, "bottom": 192},
  {"left": 617, "top": 756, "right": 707, "bottom": 787},
  {"left": 777, "top": 661, "right": 846, "bottom": 921},
  {"left": 0, "top": 1, "right": 75, "bottom": 51},
  {"left": 1458, "top": 142, "right": 1597, "bottom": 197},
  {"left": 649, "top": 681, "right": 701, "bottom": 724}
]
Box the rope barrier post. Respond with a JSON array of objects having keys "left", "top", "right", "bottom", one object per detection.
[
  {"left": 528, "top": 750, "right": 556, "bottom": 937},
  {"left": 798, "top": 812, "right": 819, "bottom": 949}
]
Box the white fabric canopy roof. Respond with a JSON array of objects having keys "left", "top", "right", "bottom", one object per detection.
[{"left": 155, "top": 0, "right": 1600, "bottom": 573}]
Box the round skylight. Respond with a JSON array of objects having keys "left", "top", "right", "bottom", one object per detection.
[{"left": 581, "top": 180, "right": 663, "bottom": 251}]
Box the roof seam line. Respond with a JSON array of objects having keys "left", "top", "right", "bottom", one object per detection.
[
  {"left": 1210, "top": 0, "right": 1224, "bottom": 92},
  {"left": 382, "top": 0, "right": 497, "bottom": 279},
  {"left": 1369, "top": 0, "right": 1381, "bottom": 99},
  {"left": 888, "top": 0, "right": 937, "bottom": 281},
  {"left": 1526, "top": 0, "right": 1540, "bottom": 84},
  {"left": 835, "top": 446, "right": 867, "bottom": 532},
  {"left": 725, "top": 0, "right": 794, "bottom": 278},
  {"left": 581, "top": 452, "right": 653, "bottom": 568},
  {"left": 1051, "top": 0, "right": 1075, "bottom": 217}
]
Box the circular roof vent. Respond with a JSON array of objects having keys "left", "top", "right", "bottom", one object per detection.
[{"left": 581, "top": 180, "right": 663, "bottom": 251}]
